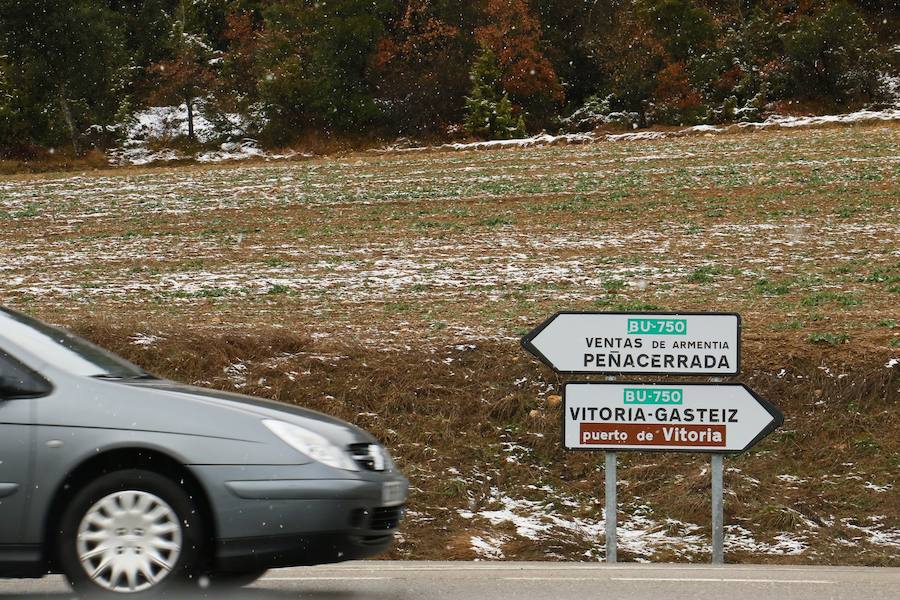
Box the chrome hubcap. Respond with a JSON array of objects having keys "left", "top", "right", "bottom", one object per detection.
[{"left": 76, "top": 490, "right": 182, "bottom": 593}]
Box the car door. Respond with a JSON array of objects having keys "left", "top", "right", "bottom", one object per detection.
[{"left": 0, "top": 349, "right": 43, "bottom": 544}]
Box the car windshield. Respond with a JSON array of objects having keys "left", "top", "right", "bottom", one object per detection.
[{"left": 0, "top": 308, "right": 153, "bottom": 379}]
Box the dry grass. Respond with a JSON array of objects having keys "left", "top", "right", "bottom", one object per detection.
[
  {"left": 72, "top": 322, "right": 900, "bottom": 565},
  {"left": 1, "top": 122, "right": 898, "bottom": 564}
]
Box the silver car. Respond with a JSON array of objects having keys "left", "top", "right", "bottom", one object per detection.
[{"left": 0, "top": 307, "right": 408, "bottom": 595}]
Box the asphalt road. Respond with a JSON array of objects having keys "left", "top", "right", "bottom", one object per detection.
[{"left": 2, "top": 561, "right": 899, "bottom": 599}]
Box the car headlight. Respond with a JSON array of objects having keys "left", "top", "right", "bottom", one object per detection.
[{"left": 263, "top": 419, "right": 358, "bottom": 471}]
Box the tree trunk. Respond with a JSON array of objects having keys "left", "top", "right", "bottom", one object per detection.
[
  {"left": 186, "top": 97, "right": 195, "bottom": 140},
  {"left": 58, "top": 87, "right": 79, "bottom": 155}
]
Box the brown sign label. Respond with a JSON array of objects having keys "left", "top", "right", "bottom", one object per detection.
[{"left": 580, "top": 423, "right": 726, "bottom": 447}]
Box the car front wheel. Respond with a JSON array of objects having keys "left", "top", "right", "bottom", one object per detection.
[{"left": 57, "top": 469, "right": 203, "bottom": 595}]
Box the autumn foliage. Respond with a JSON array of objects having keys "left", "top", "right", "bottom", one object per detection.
[
  {"left": 0, "top": 0, "right": 894, "bottom": 153},
  {"left": 476, "top": 0, "right": 564, "bottom": 120},
  {"left": 371, "top": 0, "right": 470, "bottom": 133}
]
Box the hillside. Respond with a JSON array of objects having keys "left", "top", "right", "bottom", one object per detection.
[{"left": 1, "top": 122, "right": 897, "bottom": 564}]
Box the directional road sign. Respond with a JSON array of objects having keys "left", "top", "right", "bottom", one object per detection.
[
  {"left": 563, "top": 382, "right": 783, "bottom": 453},
  {"left": 522, "top": 312, "right": 740, "bottom": 375}
]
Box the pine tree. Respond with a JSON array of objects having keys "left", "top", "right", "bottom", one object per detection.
[
  {"left": 785, "top": 1, "right": 885, "bottom": 104},
  {"left": 0, "top": 0, "right": 128, "bottom": 154},
  {"left": 254, "top": 0, "right": 392, "bottom": 140},
  {"left": 464, "top": 47, "right": 526, "bottom": 140},
  {"left": 147, "top": 1, "right": 217, "bottom": 140}
]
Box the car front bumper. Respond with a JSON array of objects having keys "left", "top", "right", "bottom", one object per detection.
[
  {"left": 214, "top": 529, "right": 398, "bottom": 571},
  {"left": 190, "top": 465, "right": 408, "bottom": 570}
]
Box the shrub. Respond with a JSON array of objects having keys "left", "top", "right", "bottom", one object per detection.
[
  {"left": 464, "top": 48, "right": 526, "bottom": 140},
  {"left": 784, "top": 2, "right": 886, "bottom": 104}
]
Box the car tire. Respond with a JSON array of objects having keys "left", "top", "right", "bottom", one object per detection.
[
  {"left": 57, "top": 469, "right": 204, "bottom": 596},
  {"left": 206, "top": 569, "right": 268, "bottom": 588}
]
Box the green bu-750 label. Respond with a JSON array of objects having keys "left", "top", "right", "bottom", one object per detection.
[
  {"left": 627, "top": 318, "right": 687, "bottom": 335},
  {"left": 623, "top": 388, "right": 684, "bottom": 404}
]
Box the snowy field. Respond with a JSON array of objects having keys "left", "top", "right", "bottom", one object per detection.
[{"left": 3, "top": 124, "right": 898, "bottom": 349}]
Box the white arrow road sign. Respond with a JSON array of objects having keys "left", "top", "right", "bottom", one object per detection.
[
  {"left": 522, "top": 312, "right": 740, "bottom": 375},
  {"left": 563, "top": 382, "right": 783, "bottom": 453}
]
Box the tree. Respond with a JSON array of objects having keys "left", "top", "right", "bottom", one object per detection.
[
  {"left": 784, "top": 1, "right": 885, "bottom": 104},
  {"left": 254, "top": 0, "right": 391, "bottom": 141},
  {"left": 112, "top": 0, "right": 181, "bottom": 68},
  {"left": 220, "top": 11, "right": 264, "bottom": 100},
  {"left": 532, "top": 0, "right": 613, "bottom": 109},
  {"left": 0, "top": 55, "right": 32, "bottom": 155},
  {"left": 369, "top": 0, "right": 471, "bottom": 134},
  {"left": 592, "top": 10, "right": 667, "bottom": 127},
  {"left": 464, "top": 47, "right": 526, "bottom": 140},
  {"left": 0, "top": 0, "right": 128, "bottom": 154},
  {"left": 147, "top": 1, "right": 218, "bottom": 140},
  {"left": 200, "top": 10, "right": 267, "bottom": 137},
  {"left": 476, "top": 0, "right": 564, "bottom": 126},
  {"left": 653, "top": 61, "right": 706, "bottom": 124},
  {"left": 638, "top": 0, "right": 718, "bottom": 62}
]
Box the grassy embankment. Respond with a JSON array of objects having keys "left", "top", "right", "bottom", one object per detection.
[{"left": 1, "top": 123, "right": 897, "bottom": 564}]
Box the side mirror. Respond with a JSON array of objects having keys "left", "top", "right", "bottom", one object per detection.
[
  {"left": 0, "top": 375, "right": 18, "bottom": 396},
  {"left": 0, "top": 374, "right": 51, "bottom": 399}
]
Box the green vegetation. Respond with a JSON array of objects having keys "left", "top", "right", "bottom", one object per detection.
[
  {"left": 801, "top": 291, "right": 861, "bottom": 308},
  {"left": 807, "top": 332, "right": 851, "bottom": 345},
  {"left": 603, "top": 279, "right": 627, "bottom": 293},
  {"left": 754, "top": 277, "right": 792, "bottom": 296},
  {"left": 464, "top": 48, "right": 526, "bottom": 140},
  {"left": 685, "top": 265, "right": 724, "bottom": 283},
  {"left": 0, "top": 0, "right": 893, "bottom": 156}
]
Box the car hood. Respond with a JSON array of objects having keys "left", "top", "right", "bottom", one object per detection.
[{"left": 119, "top": 378, "right": 377, "bottom": 446}]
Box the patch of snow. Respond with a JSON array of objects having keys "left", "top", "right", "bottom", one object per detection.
[
  {"left": 444, "top": 132, "right": 595, "bottom": 151},
  {"left": 740, "top": 108, "right": 900, "bottom": 130},
  {"left": 458, "top": 488, "right": 708, "bottom": 560},
  {"left": 376, "top": 107, "right": 900, "bottom": 154},
  {"left": 197, "top": 140, "right": 301, "bottom": 163},
  {"left": 841, "top": 517, "right": 900, "bottom": 548},
  {"left": 864, "top": 482, "right": 893, "bottom": 493},
  {"left": 129, "top": 333, "right": 161, "bottom": 347},
  {"left": 769, "top": 533, "right": 809, "bottom": 555},
  {"left": 470, "top": 535, "right": 506, "bottom": 559},
  {"left": 107, "top": 103, "right": 306, "bottom": 166},
  {"left": 122, "top": 103, "right": 232, "bottom": 145},
  {"left": 476, "top": 496, "right": 550, "bottom": 540},
  {"left": 606, "top": 131, "right": 668, "bottom": 142},
  {"left": 223, "top": 361, "right": 248, "bottom": 388},
  {"left": 725, "top": 526, "right": 808, "bottom": 555},
  {"left": 776, "top": 474, "right": 805, "bottom": 484},
  {"left": 688, "top": 124, "right": 725, "bottom": 133}
]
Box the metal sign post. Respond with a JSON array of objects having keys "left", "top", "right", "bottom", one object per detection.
[
  {"left": 711, "top": 454, "right": 724, "bottom": 564},
  {"left": 521, "top": 311, "right": 782, "bottom": 566},
  {"left": 605, "top": 452, "right": 617, "bottom": 564}
]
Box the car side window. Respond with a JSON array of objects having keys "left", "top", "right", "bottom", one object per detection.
[{"left": 0, "top": 349, "right": 52, "bottom": 399}]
